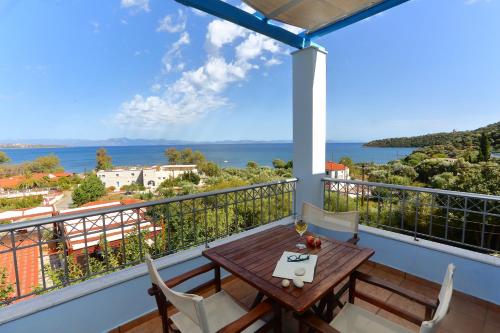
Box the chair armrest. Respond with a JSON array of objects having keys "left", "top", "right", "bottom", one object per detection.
[
  {"left": 355, "top": 271, "right": 438, "bottom": 310},
  {"left": 216, "top": 301, "right": 273, "bottom": 333},
  {"left": 296, "top": 313, "right": 341, "bottom": 333}
]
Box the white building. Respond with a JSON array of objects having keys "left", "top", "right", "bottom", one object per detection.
[
  {"left": 325, "top": 161, "right": 350, "bottom": 180},
  {"left": 97, "top": 165, "right": 198, "bottom": 191},
  {"left": 96, "top": 167, "right": 143, "bottom": 190}
]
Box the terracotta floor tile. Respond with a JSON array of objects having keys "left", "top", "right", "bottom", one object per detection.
[
  {"left": 385, "top": 292, "right": 427, "bottom": 319},
  {"left": 482, "top": 322, "right": 500, "bottom": 333},
  {"left": 370, "top": 266, "right": 405, "bottom": 285},
  {"left": 485, "top": 306, "right": 500, "bottom": 327},
  {"left": 356, "top": 280, "right": 393, "bottom": 301},
  {"left": 399, "top": 279, "right": 439, "bottom": 299},
  {"left": 439, "top": 309, "right": 486, "bottom": 333},
  {"left": 375, "top": 309, "right": 419, "bottom": 332},
  {"left": 449, "top": 293, "right": 488, "bottom": 321}
]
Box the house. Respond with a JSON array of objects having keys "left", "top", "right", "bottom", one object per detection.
[
  {"left": 57, "top": 199, "right": 158, "bottom": 255},
  {"left": 97, "top": 165, "right": 198, "bottom": 191},
  {"left": 325, "top": 161, "right": 350, "bottom": 180}
]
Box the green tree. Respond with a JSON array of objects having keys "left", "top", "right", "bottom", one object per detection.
[
  {"left": 180, "top": 171, "right": 201, "bottom": 185},
  {"left": 72, "top": 174, "right": 106, "bottom": 206},
  {"left": 246, "top": 161, "right": 258, "bottom": 169},
  {"left": 338, "top": 156, "right": 354, "bottom": 168},
  {"left": 96, "top": 148, "right": 113, "bottom": 170},
  {"left": 478, "top": 132, "right": 491, "bottom": 162},
  {"left": 0, "top": 151, "right": 10, "bottom": 164},
  {"left": 27, "top": 154, "right": 62, "bottom": 173},
  {"left": 199, "top": 161, "right": 220, "bottom": 177},
  {"left": 165, "top": 148, "right": 206, "bottom": 166},
  {"left": 272, "top": 159, "right": 286, "bottom": 169},
  {"left": 0, "top": 267, "right": 13, "bottom": 304}
]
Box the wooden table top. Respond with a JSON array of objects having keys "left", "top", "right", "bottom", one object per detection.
[{"left": 203, "top": 225, "right": 374, "bottom": 314}]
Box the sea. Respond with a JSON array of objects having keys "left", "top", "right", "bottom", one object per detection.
[{"left": 2, "top": 143, "right": 415, "bottom": 173}]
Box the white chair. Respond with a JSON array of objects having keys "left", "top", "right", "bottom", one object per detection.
[
  {"left": 302, "top": 202, "right": 359, "bottom": 244},
  {"left": 300, "top": 264, "right": 455, "bottom": 333},
  {"left": 145, "top": 254, "right": 273, "bottom": 333}
]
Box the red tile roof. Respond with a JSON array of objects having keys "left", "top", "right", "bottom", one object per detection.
[
  {"left": 325, "top": 162, "right": 348, "bottom": 171},
  {"left": 0, "top": 238, "right": 39, "bottom": 302},
  {"left": 0, "top": 172, "right": 72, "bottom": 189}
]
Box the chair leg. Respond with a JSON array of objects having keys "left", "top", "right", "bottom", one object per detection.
[
  {"left": 251, "top": 291, "right": 265, "bottom": 309},
  {"left": 149, "top": 283, "right": 170, "bottom": 333}
]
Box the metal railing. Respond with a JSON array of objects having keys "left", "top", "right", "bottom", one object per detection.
[
  {"left": 323, "top": 178, "right": 500, "bottom": 254},
  {"left": 0, "top": 179, "right": 296, "bottom": 305}
]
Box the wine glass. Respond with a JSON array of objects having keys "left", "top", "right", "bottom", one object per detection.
[{"left": 294, "top": 215, "right": 308, "bottom": 249}]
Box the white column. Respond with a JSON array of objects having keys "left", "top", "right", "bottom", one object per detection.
[{"left": 292, "top": 46, "right": 327, "bottom": 214}]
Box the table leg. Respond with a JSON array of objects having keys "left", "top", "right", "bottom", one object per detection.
[
  {"left": 272, "top": 302, "right": 282, "bottom": 333},
  {"left": 214, "top": 265, "right": 221, "bottom": 292},
  {"left": 251, "top": 291, "right": 265, "bottom": 309},
  {"left": 348, "top": 273, "right": 356, "bottom": 304}
]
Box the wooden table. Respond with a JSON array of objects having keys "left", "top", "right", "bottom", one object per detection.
[{"left": 203, "top": 225, "right": 374, "bottom": 328}]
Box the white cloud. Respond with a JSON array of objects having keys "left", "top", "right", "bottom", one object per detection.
[
  {"left": 116, "top": 15, "right": 285, "bottom": 128},
  {"left": 157, "top": 10, "right": 186, "bottom": 33},
  {"left": 162, "top": 31, "right": 190, "bottom": 72},
  {"left": 265, "top": 57, "right": 282, "bottom": 67},
  {"left": 121, "top": 0, "right": 150, "bottom": 12},
  {"left": 236, "top": 33, "right": 280, "bottom": 62},
  {"left": 206, "top": 19, "right": 248, "bottom": 49},
  {"left": 151, "top": 84, "right": 162, "bottom": 92}
]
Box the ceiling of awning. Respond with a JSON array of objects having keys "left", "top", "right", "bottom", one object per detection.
[{"left": 243, "top": 0, "right": 385, "bottom": 32}]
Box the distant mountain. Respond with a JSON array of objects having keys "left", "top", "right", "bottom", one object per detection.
[
  {"left": 364, "top": 122, "right": 499, "bottom": 151},
  {"left": 0, "top": 138, "right": 293, "bottom": 147}
]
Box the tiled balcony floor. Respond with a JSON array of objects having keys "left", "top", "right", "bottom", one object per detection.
[{"left": 113, "top": 262, "right": 500, "bottom": 333}]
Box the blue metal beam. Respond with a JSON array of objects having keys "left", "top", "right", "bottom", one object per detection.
[
  {"left": 175, "top": 0, "right": 309, "bottom": 49},
  {"left": 305, "top": 0, "right": 411, "bottom": 40}
]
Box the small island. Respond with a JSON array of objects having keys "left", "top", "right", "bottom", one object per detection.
[{"left": 364, "top": 122, "right": 499, "bottom": 151}]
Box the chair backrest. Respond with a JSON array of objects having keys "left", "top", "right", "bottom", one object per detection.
[
  {"left": 145, "top": 255, "right": 211, "bottom": 333},
  {"left": 302, "top": 202, "right": 359, "bottom": 234},
  {"left": 419, "top": 264, "right": 455, "bottom": 333}
]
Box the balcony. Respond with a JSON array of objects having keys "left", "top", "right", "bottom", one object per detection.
[{"left": 0, "top": 179, "right": 498, "bottom": 332}]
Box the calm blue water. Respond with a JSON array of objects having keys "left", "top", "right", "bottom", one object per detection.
[{"left": 2, "top": 143, "right": 414, "bottom": 173}]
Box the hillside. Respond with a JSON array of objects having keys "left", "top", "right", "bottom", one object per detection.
[{"left": 364, "top": 122, "right": 499, "bottom": 151}]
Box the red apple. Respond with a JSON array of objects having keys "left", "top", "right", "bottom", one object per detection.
[
  {"left": 306, "top": 235, "right": 315, "bottom": 247},
  {"left": 314, "top": 237, "right": 322, "bottom": 247}
]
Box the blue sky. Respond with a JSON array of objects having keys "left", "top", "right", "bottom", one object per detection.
[{"left": 0, "top": 0, "right": 499, "bottom": 142}]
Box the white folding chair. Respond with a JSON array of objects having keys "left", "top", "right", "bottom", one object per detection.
[
  {"left": 302, "top": 202, "right": 359, "bottom": 244},
  {"left": 300, "top": 264, "right": 455, "bottom": 333},
  {"left": 145, "top": 254, "right": 273, "bottom": 333}
]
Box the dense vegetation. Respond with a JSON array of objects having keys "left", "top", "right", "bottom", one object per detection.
[
  {"left": 0, "top": 195, "right": 43, "bottom": 213},
  {"left": 364, "top": 122, "right": 499, "bottom": 151},
  {"left": 0, "top": 154, "right": 64, "bottom": 178}
]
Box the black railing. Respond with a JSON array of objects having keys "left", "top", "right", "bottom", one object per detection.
[
  {"left": 0, "top": 179, "right": 296, "bottom": 305},
  {"left": 323, "top": 178, "right": 500, "bottom": 254}
]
